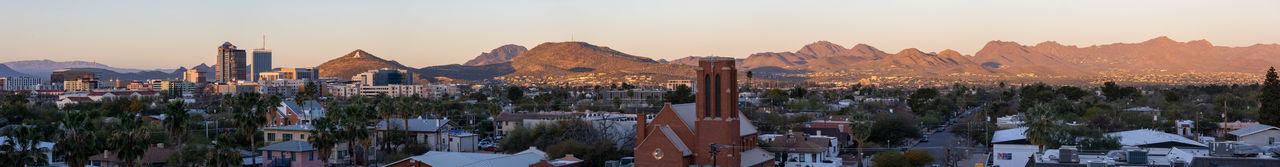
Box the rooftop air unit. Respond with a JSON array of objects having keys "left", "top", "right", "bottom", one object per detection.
[
  {"left": 1059, "top": 146, "right": 1080, "bottom": 163},
  {"left": 1210, "top": 142, "right": 1235, "bottom": 157},
  {"left": 1126, "top": 150, "right": 1149, "bottom": 164}
]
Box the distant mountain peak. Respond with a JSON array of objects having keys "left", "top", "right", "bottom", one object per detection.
[
  {"left": 463, "top": 44, "right": 528, "bottom": 66},
  {"left": 345, "top": 49, "right": 376, "bottom": 58},
  {"left": 1143, "top": 36, "right": 1177, "bottom": 44},
  {"left": 897, "top": 48, "right": 927, "bottom": 55},
  {"left": 797, "top": 41, "right": 847, "bottom": 57},
  {"left": 938, "top": 49, "right": 962, "bottom": 56}
]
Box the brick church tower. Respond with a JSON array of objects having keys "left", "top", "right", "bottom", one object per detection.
[
  {"left": 694, "top": 57, "right": 742, "bottom": 166},
  {"left": 633, "top": 57, "right": 772, "bottom": 167}
]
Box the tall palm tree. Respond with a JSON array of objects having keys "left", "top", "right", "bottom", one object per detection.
[
  {"left": 56, "top": 112, "right": 99, "bottom": 167},
  {"left": 399, "top": 96, "right": 420, "bottom": 146},
  {"left": 1021, "top": 104, "right": 1058, "bottom": 152},
  {"left": 111, "top": 115, "right": 151, "bottom": 166},
  {"left": 3, "top": 126, "right": 49, "bottom": 166},
  {"left": 309, "top": 117, "right": 339, "bottom": 167},
  {"left": 232, "top": 92, "right": 267, "bottom": 166},
  {"left": 376, "top": 95, "right": 396, "bottom": 152},
  {"left": 207, "top": 134, "right": 244, "bottom": 167},
  {"left": 162, "top": 101, "right": 189, "bottom": 164},
  {"left": 850, "top": 122, "right": 872, "bottom": 167}
]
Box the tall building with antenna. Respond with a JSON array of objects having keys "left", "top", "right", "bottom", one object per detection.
[
  {"left": 217, "top": 42, "right": 247, "bottom": 82},
  {"left": 250, "top": 35, "right": 272, "bottom": 82}
]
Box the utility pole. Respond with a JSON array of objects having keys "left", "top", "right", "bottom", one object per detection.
[{"left": 708, "top": 143, "right": 721, "bottom": 167}]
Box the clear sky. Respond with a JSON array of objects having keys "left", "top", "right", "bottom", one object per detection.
[{"left": 3, "top": 0, "right": 1279, "bottom": 69}]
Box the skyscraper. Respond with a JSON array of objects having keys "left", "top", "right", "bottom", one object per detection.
[
  {"left": 250, "top": 49, "right": 272, "bottom": 81},
  {"left": 217, "top": 42, "right": 247, "bottom": 82}
]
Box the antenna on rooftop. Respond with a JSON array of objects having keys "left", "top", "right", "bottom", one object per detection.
[{"left": 261, "top": 35, "right": 267, "bottom": 49}]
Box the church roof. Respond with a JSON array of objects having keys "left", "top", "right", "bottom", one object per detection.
[{"left": 667, "top": 103, "right": 759, "bottom": 136}]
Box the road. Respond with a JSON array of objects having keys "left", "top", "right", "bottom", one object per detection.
[{"left": 911, "top": 105, "right": 984, "bottom": 166}]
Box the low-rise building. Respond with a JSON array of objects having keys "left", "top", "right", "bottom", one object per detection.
[
  {"left": 1227, "top": 124, "right": 1280, "bottom": 146},
  {"left": 260, "top": 140, "right": 326, "bottom": 167},
  {"left": 374, "top": 118, "right": 458, "bottom": 151},
  {"left": 759, "top": 132, "right": 842, "bottom": 167},
  {"left": 263, "top": 124, "right": 313, "bottom": 145},
  {"left": 268, "top": 100, "right": 325, "bottom": 126},
  {"left": 381, "top": 147, "right": 552, "bottom": 167}
]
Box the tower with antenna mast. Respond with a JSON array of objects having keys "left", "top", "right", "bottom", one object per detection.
[{"left": 249, "top": 35, "right": 272, "bottom": 82}]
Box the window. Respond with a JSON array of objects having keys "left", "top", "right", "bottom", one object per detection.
[
  {"left": 1271, "top": 137, "right": 1275, "bottom": 145},
  {"left": 268, "top": 133, "right": 276, "bottom": 141},
  {"left": 310, "top": 152, "right": 314, "bottom": 161},
  {"left": 283, "top": 134, "right": 293, "bottom": 141},
  {"left": 292, "top": 152, "right": 297, "bottom": 162},
  {"left": 266, "top": 152, "right": 272, "bottom": 160},
  {"left": 301, "top": 134, "right": 306, "bottom": 140}
]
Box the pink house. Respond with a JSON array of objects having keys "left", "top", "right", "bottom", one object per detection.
[{"left": 259, "top": 140, "right": 325, "bottom": 167}]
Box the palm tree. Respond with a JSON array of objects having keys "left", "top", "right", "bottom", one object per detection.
[
  {"left": 376, "top": 95, "right": 396, "bottom": 152},
  {"left": 56, "top": 112, "right": 100, "bottom": 167},
  {"left": 399, "top": 96, "right": 421, "bottom": 147},
  {"left": 309, "top": 117, "right": 340, "bottom": 167},
  {"left": 850, "top": 122, "right": 872, "bottom": 167},
  {"left": 162, "top": 101, "right": 189, "bottom": 164},
  {"left": 231, "top": 92, "right": 267, "bottom": 166},
  {"left": 207, "top": 134, "right": 244, "bottom": 167},
  {"left": 1021, "top": 104, "right": 1058, "bottom": 152},
  {"left": 3, "top": 126, "right": 49, "bottom": 166},
  {"left": 111, "top": 115, "right": 151, "bottom": 166}
]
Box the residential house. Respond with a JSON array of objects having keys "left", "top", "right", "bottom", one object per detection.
[
  {"left": 991, "top": 127, "right": 1037, "bottom": 167},
  {"left": 381, "top": 147, "right": 554, "bottom": 167},
  {"left": 759, "top": 132, "right": 842, "bottom": 167},
  {"left": 89, "top": 144, "right": 174, "bottom": 167},
  {"left": 375, "top": 118, "right": 458, "bottom": 151},
  {"left": 1228, "top": 124, "right": 1280, "bottom": 146},
  {"left": 263, "top": 124, "right": 313, "bottom": 145},
  {"left": 260, "top": 140, "right": 325, "bottom": 167},
  {"left": 268, "top": 100, "right": 325, "bottom": 126},
  {"left": 0, "top": 136, "right": 59, "bottom": 166}
]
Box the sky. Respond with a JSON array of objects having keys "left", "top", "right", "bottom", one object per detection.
[{"left": 3, "top": 0, "right": 1280, "bottom": 69}]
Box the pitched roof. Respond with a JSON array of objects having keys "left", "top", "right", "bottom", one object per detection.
[
  {"left": 1228, "top": 124, "right": 1279, "bottom": 137},
  {"left": 258, "top": 140, "right": 315, "bottom": 152},
  {"left": 740, "top": 148, "right": 776, "bottom": 166},
  {"left": 375, "top": 118, "right": 451, "bottom": 132},
  {"left": 667, "top": 103, "right": 758, "bottom": 136},
  {"left": 992, "top": 127, "right": 1029, "bottom": 144},
  {"left": 660, "top": 126, "right": 693, "bottom": 156},
  {"left": 262, "top": 124, "right": 314, "bottom": 131},
  {"left": 382, "top": 147, "right": 548, "bottom": 167},
  {"left": 1107, "top": 129, "right": 1207, "bottom": 148}
]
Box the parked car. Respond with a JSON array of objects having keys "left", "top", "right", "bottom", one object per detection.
[{"left": 921, "top": 136, "right": 929, "bottom": 142}]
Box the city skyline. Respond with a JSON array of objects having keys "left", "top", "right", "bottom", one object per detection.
[{"left": 3, "top": 0, "right": 1280, "bottom": 69}]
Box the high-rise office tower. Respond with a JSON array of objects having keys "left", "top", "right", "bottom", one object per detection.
[
  {"left": 250, "top": 49, "right": 272, "bottom": 81},
  {"left": 217, "top": 42, "right": 247, "bottom": 82}
]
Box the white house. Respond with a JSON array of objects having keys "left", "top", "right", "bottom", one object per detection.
[
  {"left": 991, "top": 127, "right": 1037, "bottom": 167},
  {"left": 0, "top": 136, "right": 60, "bottom": 166},
  {"left": 759, "top": 133, "right": 843, "bottom": 167},
  {"left": 1228, "top": 124, "right": 1280, "bottom": 146}
]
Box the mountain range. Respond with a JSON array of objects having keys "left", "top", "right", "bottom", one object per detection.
[
  {"left": 0, "top": 60, "right": 189, "bottom": 81},
  {"left": 6, "top": 36, "right": 1276, "bottom": 85}
]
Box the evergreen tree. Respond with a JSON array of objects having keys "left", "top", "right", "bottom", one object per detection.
[{"left": 1261, "top": 67, "right": 1280, "bottom": 125}]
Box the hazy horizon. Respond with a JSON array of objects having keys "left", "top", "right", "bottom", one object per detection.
[{"left": 3, "top": 0, "right": 1280, "bottom": 69}]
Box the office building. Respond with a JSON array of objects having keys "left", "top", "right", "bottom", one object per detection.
[
  {"left": 184, "top": 67, "right": 211, "bottom": 83},
  {"left": 250, "top": 49, "right": 272, "bottom": 82},
  {"left": 351, "top": 68, "right": 413, "bottom": 86},
  {"left": 50, "top": 69, "right": 99, "bottom": 83},
  {"left": 63, "top": 80, "right": 99, "bottom": 91},
  {"left": 217, "top": 42, "right": 247, "bottom": 82},
  {"left": 1, "top": 76, "right": 42, "bottom": 90},
  {"left": 258, "top": 67, "right": 317, "bottom": 81}
]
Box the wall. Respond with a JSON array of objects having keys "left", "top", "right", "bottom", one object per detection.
[
  {"left": 992, "top": 144, "right": 1038, "bottom": 167},
  {"left": 1239, "top": 129, "right": 1280, "bottom": 146}
]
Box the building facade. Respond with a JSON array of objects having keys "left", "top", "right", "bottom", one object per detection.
[
  {"left": 217, "top": 42, "right": 247, "bottom": 82},
  {"left": 1, "top": 76, "right": 42, "bottom": 90},
  {"left": 50, "top": 69, "right": 98, "bottom": 83},
  {"left": 352, "top": 68, "right": 413, "bottom": 86},
  {"left": 184, "top": 67, "right": 210, "bottom": 83},
  {"left": 250, "top": 49, "right": 272, "bottom": 82}
]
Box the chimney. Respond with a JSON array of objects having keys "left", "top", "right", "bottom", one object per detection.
[{"left": 637, "top": 109, "right": 651, "bottom": 143}]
